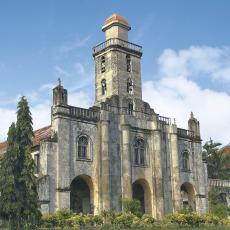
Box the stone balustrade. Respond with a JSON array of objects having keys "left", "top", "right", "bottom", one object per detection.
[
  {"left": 209, "top": 179, "right": 230, "bottom": 188},
  {"left": 158, "top": 115, "right": 172, "bottom": 125}
]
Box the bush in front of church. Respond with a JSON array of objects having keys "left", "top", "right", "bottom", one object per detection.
[{"left": 40, "top": 209, "right": 230, "bottom": 229}]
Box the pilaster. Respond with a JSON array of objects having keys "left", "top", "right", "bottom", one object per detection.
[
  {"left": 121, "top": 125, "right": 132, "bottom": 201},
  {"left": 100, "top": 115, "right": 110, "bottom": 211},
  {"left": 153, "top": 129, "right": 164, "bottom": 218},
  {"left": 169, "top": 125, "right": 181, "bottom": 212}
]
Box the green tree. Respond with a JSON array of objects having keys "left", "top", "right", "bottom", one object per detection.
[
  {"left": 0, "top": 97, "right": 41, "bottom": 229},
  {"left": 208, "top": 187, "right": 228, "bottom": 219},
  {"left": 0, "top": 123, "right": 19, "bottom": 228},
  {"left": 203, "top": 139, "right": 230, "bottom": 180}
]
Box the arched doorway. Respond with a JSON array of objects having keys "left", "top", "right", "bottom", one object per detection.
[
  {"left": 132, "top": 179, "right": 152, "bottom": 214},
  {"left": 70, "top": 175, "right": 94, "bottom": 214},
  {"left": 180, "top": 182, "right": 196, "bottom": 210}
]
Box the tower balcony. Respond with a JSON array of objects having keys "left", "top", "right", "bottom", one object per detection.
[{"left": 93, "top": 38, "right": 142, "bottom": 57}]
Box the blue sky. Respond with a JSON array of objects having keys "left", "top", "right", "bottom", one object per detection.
[{"left": 0, "top": 0, "right": 230, "bottom": 144}]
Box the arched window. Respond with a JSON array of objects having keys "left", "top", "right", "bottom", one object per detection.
[
  {"left": 127, "top": 78, "right": 133, "bottom": 94},
  {"left": 101, "top": 56, "right": 105, "bottom": 73},
  {"left": 134, "top": 138, "right": 145, "bottom": 165},
  {"left": 101, "top": 79, "right": 107, "bottom": 95},
  {"left": 78, "top": 136, "right": 88, "bottom": 159},
  {"left": 128, "top": 102, "right": 133, "bottom": 115},
  {"left": 126, "top": 54, "right": 131, "bottom": 72},
  {"left": 182, "top": 151, "right": 189, "bottom": 170}
]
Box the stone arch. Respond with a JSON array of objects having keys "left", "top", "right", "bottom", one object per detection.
[
  {"left": 132, "top": 179, "right": 152, "bottom": 214},
  {"left": 180, "top": 182, "right": 196, "bottom": 210},
  {"left": 70, "top": 175, "right": 94, "bottom": 214},
  {"left": 217, "top": 192, "right": 228, "bottom": 206}
]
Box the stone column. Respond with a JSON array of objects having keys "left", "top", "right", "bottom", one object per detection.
[
  {"left": 153, "top": 130, "right": 164, "bottom": 218},
  {"left": 169, "top": 125, "right": 181, "bottom": 212},
  {"left": 121, "top": 125, "right": 132, "bottom": 201},
  {"left": 101, "top": 119, "right": 110, "bottom": 211}
]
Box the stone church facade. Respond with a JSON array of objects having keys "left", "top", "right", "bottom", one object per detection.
[{"left": 1, "top": 14, "right": 209, "bottom": 218}]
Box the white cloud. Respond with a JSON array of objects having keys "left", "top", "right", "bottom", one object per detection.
[
  {"left": 144, "top": 46, "right": 230, "bottom": 145},
  {"left": 158, "top": 46, "right": 230, "bottom": 83},
  {"left": 0, "top": 108, "right": 16, "bottom": 141},
  {"left": 30, "top": 101, "right": 51, "bottom": 131},
  {"left": 1, "top": 45, "right": 230, "bottom": 147},
  {"left": 69, "top": 91, "right": 92, "bottom": 108},
  {"left": 0, "top": 89, "right": 92, "bottom": 142}
]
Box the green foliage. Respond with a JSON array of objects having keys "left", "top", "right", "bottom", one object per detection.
[
  {"left": 167, "top": 212, "right": 205, "bottom": 227},
  {"left": 210, "top": 203, "right": 228, "bottom": 219},
  {"left": 39, "top": 209, "right": 230, "bottom": 229},
  {"left": 203, "top": 139, "right": 230, "bottom": 180},
  {"left": 0, "top": 97, "right": 41, "bottom": 229},
  {"left": 208, "top": 187, "right": 228, "bottom": 219},
  {"left": 204, "top": 213, "right": 220, "bottom": 225},
  {"left": 121, "top": 198, "right": 142, "bottom": 217},
  {"left": 113, "top": 212, "right": 136, "bottom": 228},
  {"left": 0, "top": 123, "right": 19, "bottom": 226}
]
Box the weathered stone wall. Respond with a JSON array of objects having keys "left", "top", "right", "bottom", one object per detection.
[
  {"left": 178, "top": 137, "right": 208, "bottom": 213},
  {"left": 95, "top": 49, "right": 142, "bottom": 104}
]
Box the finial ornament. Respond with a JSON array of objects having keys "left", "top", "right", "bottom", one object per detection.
[
  {"left": 57, "top": 78, "right": 61, "bottom": 87},
  {"left": 190, "top": 112, "right": 194, "bottom": 119}
]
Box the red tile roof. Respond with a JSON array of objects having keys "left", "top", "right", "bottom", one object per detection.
[{"left": 0, "top": 125, "right": 51, "bottom": 156}]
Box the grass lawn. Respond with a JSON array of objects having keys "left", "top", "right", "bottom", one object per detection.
[{"left": 63, "top": 227, "right": 230, "bottom": 230}]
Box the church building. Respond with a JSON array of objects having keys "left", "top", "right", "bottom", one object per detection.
[{"left": 0, "top": 14, "right": 209, "bottom": 218}]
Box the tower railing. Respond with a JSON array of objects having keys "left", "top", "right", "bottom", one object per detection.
[{"left": 93, "top": 38, "right": 142, "bottom": 55}]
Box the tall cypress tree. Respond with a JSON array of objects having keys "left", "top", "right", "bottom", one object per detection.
[
  {"left": 0, "top": 123, "right": 19, "bottom": 228},
  {"left": 0, "top": 97, "right": 41, "bottom": 229},
  {"left": 15, "top": 96, "right": 41, "bottom": 229}
]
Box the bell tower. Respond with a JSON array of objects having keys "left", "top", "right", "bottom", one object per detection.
[{"left": 93, "top": 14, "right": 143, "bottom": 104}]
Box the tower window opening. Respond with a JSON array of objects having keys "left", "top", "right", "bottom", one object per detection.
[
  {"left": 128, "top": 102, "right": 133, "bottom": 115},
  {"left": 134, "top": 138, "right": 146, "bottom": 165},
  {"left": 126, "top": 54, "right": 131, "bottom": 72},
  {"left": 127, "top": 78, "right": 133, "bottom": 94},
  {"left": 101, "top": 79, "right": 107, "bottom": 95},
  {"left": 101, "top": 56, "right": 106, "bottom": 73}
]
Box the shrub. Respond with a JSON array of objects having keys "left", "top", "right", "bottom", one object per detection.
[
  {"left": 168, "top": 212, "right": 205, "bottom": 227},
  {"left": 141, "top": 214, "right": 155, "bottom": 225},
  {"left": 41, "top": 213, "right": 59, "bottom": 228},
  {"left": 121, "top": 198, "right": 142, "bottom": 217},
  {"left": 113, "top": 212, "right": 136, "bottom": 228},
  {"left": 91, "top": 214, "right": 103, "bottom": 226},
  {"left": 210, "top": 203, "right": 229, "bottom": 219},
  {"left": 204, "top": 213, "right": 220, "bottom": 225},
  {"left": 221, "top": 218, "right": 230, "bottom": 226}
]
